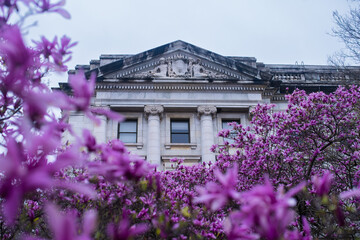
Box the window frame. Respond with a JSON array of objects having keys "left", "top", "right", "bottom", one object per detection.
[
  {"left": 170, "top": 119, "right": 190, "bottom": 143},
  {"left": 118, "top": 119, "right": 138, "bottom": 143},
  {"left": 221, "top": 119, "right": 240, "bottom": 144}
]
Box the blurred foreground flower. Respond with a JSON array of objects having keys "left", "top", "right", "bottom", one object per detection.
[
  {"left": 46, "top": 203, "right": 97, "bottom": 240},
  {"left": 312, "top": 171, "right": 333, "bottom": 197},
  {"left": 232, "top": 178, "right": 305, "bottom": 240},
  {"left": 107, "top": 210, "right": 148, "bottom": 240},
  {"left": 194, "top": 164, "right": 240, "bottom": 211}
]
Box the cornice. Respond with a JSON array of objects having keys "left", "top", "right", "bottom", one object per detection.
[{"left": 95, "top": 84, "right": 266, "bottom": 92}]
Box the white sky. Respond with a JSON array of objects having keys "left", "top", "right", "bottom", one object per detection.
[{"left": 24, "top": 0, "right": 356, "bottom": 84}]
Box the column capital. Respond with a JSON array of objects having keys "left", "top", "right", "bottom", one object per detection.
[
  {"left": 197, "top": 105, "right": 217, "bottom": 118},
  {"left": 144, "top": 105, "right": 164, "bottom": 119}
]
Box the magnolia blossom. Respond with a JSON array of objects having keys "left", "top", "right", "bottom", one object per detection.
[
  {"left": 33, "top": 35, "right": 77, "bottom": 70},
  {"left": 0, "top": 26, "right": 34, "bottom": 94},
  {"left": 68, "top": 71, "right": 95, "bottom": 111},
  {"left": 234, "top": 179, "right": 305, "bottom": 240},
  {"left": 340, "top": 186, "right": 360, "bottom": 199},
  {"left": 88, "top": 139, "right": 153, "bottom": 182},
  {"left": 194, "top": 164, "right": 240, "bottom": 211},
  {"left": 312, "top": 171, "right": 333, "bottom": 196},
  {"left": 45, "top": 204, "right": 97, "bottom": 240},
  {"left": 223, "top": 213, "right": 259, "bottom": 240},
  {"left": 107, "top": 211, "right": 148, "bottom": 240},
  {"left": 30, "top": 0, "right": 71, "bottom": 18}
]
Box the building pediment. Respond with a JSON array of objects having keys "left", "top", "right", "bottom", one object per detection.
[
  {"left": 87, "top": 40, "right": 272, "bottom": 82},
  {"left": 104, "top": 50, "right": 258, "bottom": 81}
]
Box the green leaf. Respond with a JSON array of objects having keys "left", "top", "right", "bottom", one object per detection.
[{"left": 181, "top": 206, "right": 191, "bottom": 218}]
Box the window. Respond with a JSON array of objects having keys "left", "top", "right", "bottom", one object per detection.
[
  {"left": 171, "top": 119, "right": 190, "bottom": 143},
  {"left": 222, "top": 119, "right": 240, "bottom": 143},
  {"left": 118, "top": 119, "right": 137, "bottom": 143}
]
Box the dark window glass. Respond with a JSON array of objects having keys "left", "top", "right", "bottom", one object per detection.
[
  {"left": 171, "top": 120, "right": 190, "bottom": 143},
  {"left": 118, "top": 120, "right": 137, "bottom": 143},
  {"left": 222, "top": 119, "right": 240, "bottom": 143}
]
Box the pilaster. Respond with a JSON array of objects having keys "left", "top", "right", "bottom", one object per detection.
[
  {"left": 197, "top": 105, "right": 217, "bottom": 163},
  {"left": 144, "top": 105, "right": 164, "bottom": 169}
]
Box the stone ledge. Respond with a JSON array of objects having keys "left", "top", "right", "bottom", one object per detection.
[
  {"left": 124, "top": 143, "right": 143, "bottom": 149},
  {"left": 164, "top": 143, "right": 197, "bottom": 150}
]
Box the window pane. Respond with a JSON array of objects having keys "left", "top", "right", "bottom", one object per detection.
[
  {"left": 119, "top": 120, "right": 137, "bottom": 132},
  {"left": 171, "top": 133, "right": 189, "bottom": 143},
  {"left": 171, "top": 121, "right": 189, "bottom": 133},
  {"left": 171, "top": 119, "right": 190, "bottom": 143},
  {"left": 222, "top": 120, "right": 239, "bottom": 130},
  {"left": 222, "top": 119, "right": 239, "bottom": 144},
  {"left": 119, "top": 133, "right": 137, "bottom": 143}
]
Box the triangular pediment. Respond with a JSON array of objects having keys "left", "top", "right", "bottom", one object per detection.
[
  {"left": 89, "top": 40, "right": 271, "bottom": 82},
  {"left": 104, "top": 50, "right": 256, "bottom": 81}
]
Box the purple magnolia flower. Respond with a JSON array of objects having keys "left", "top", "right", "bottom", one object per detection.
[
  {"left": 25, "top": 200, "right": 41, "bottom": 221},
  {"left": 0, "top": 137, "right": 56, "bottom": 224},
  {"left": 30, "top": 0, "right": 70, "bottom": 18},
  {"left": 68, "top": 71, "right": 123, "bottom": 124},
  {"left": 46, "top": 204, "right": 97, "bottom": 240},
  {"left": 0, "top": 26, "right": 34, "bottom": 94},
  {"left": 223, "top": 213, "right": 259, "bottom": 240},
  {"left": 33, "top": 35, "right": 77, "bottom": 70},
  {"left": 107, "top": 211, "right": 147, "bottom": 240},
  {"left": 299, "top": 217, "right": 313, "bottom": 240},
  {"left": 19, "top": 118, "right": 61, "bottom": 156},
  {"left": 194, "top": 164, "right": 240, "bottom": 211},
  {"left": 235, "top": 178, "right": 305, "bottom": 240},
  {"left": 0, "top": 136, "right": 95, "bottom": 225},
  {"left": 88, "top": 139, "right": 153, "bottom": 182},
  {"left": 137, "top": 207, "right": 150, "bottom": 220},
  {"left": 52, "top": 35, "right": 77, "bottom": 69},
  {"left": 68, "top": 70, "right": 95, "bottom": 111},
  {"left": 22, "top": 89, "right": 70, "bottom": 123},
  {"left": 90, "top": 107, "right": 124, "bottom": 122},
  {"left": 170, "top": 157, "right": 184, "bottom": 165},
  {"left": 33, "top": 36, "right": 57, "bottom": 59},
  {"left": 82, "top": 129, "right": 97, "bottom": 152},
  {"left": 311, "top": 171, "right": 333, "bottom": 197},
  {"left": 340, "top": 187, "right": 360, "bottom": 199}
]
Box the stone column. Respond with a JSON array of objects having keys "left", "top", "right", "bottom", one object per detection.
[
  {"left": 197, "top": 106, "right": 217, "bottom": 163},
  {"left": 144, "top": 105, "right": 164, "bottom": 169}
]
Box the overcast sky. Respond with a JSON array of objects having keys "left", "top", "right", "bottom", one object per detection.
[{"left": 24, "top": 0, "right": 356, "bottom": 83}]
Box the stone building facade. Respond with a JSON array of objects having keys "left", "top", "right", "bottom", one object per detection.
[{"left": 61, "top": 40, "right": 360, "bottom": 170}]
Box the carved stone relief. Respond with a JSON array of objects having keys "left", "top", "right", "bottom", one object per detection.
[
  {"left": 144, "top": 105, "right": 164, "bottom": 119},
  {"left": 197, "top": 105, "right": 217, "bottom": 117},
  {"left": 117, "top": 55, "right": 238, "bottom": 79}
]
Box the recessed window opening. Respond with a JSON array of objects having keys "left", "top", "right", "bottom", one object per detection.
[
  {"left": 171, "top": 119, "right": 190, "bottom": 143},
  {"left": 118, "top": 119, "right": 137, "bottom": 143},
  {"left": 222, "top": 119, "right": 240, "bottom": 143}
]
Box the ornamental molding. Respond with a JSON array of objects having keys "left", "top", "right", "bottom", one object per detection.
[
  {"left": 106, "top": 51, "right": 252, "bottom": 81},
  {"left": 271, "top": 96, "right": 286, "bottom": 102},
  {"left": 272, "top": 73, "right": 349, "bottom": 82},
  {"left": 144, "top": 105, "right": 164, "bottom": 119},
  {"left": 197, "top": 105, "right": 217, "bottom": 117},
  {"left": 95, "top": 84, "right": 266, "bottom": 92},
  {"left": 273, "top": 73, "right": 302, "bottom": 81}
]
